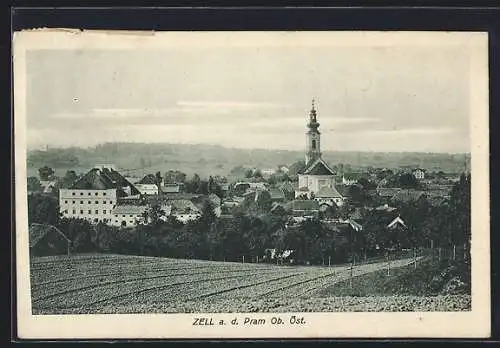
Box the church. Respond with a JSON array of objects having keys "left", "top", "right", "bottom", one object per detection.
[{"left": 296, "top": 100, "right": 344, "bottom": 207}]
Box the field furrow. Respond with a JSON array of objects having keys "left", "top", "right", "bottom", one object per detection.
[
  {"left": 32, "top": 267, "right": 276, "bottom": 303},
  {"left": 96, "top": 271, "right": 298, "bottom": 308}
]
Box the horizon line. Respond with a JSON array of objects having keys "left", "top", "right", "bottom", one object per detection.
[{"left": 27, "top": 141, "right": 472, "bottom": 156}]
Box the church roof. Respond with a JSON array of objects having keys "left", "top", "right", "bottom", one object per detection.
[
  {"left": 316, "top": 186, "right": 343, "bottom": 198},
  {"left": 304, "top": 158, "right": 336, "bottom": 176}
]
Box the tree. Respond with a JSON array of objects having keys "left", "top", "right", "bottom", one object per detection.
[
  {"left": 27, "top": 177, "right": 42, "bottom": 192},
  {"left": 185, "top": 173, "right": 201, "bottom": 193},
  {"left": 398, "top": 173, "right": 420, "bottom": 189},
  {"left": 358, "top": 177, "right": 376, "bottom": 190},
  {"left": 60, "top": 170, "right": 78, "bottom": 189},
  {"left": 142, "top": 203, "right": 166, "bottom": 226},
  {"left": 288, "top": 161, "right": 306, "bottom": 178},
  {"left": 58, "top": 217, "right": 94, "bottom": 253},
  {"left": 38, "top": 166, "right": 55, "bottom": 181},
  {"left": 164, "top": 170, "right": 187, "bottom": 184},
  {"left": 155, "top": 171, "right": 163, "bottom": 187},
  {"left": 256, "top": 190, "right": 272, "bottom": 213},
  {"left": 28, "top": 194, "right": 61, "bottom": 226}
]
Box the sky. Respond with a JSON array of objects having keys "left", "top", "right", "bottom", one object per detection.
[{"left": 26, "top": 39, "right": 471, "bottom": 153}]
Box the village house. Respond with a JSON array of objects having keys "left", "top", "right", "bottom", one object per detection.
[
  {"left": 269, "top": 187, "right": 286, "bottom": 203},
  {"left": 167, "top": 199, "right": 202, "bottom": 224},
  {"left": 134, "top": 174, "right": 161, "bottom": 195},
  {"left": 314, "top": 186, "right": 345, "bottom": 208},
  {"left": 341, "top": 173, "right": 365, "bottom": 186},
  {"left": 29, "top": 223, "right": 71, "bottom": 257},
  {"left": 413, "top": 168, "right": 426, "bottom": 180},
  {"left": 285, "top": 200, "right": 320, "bottom": 223},
  {"left": 58, "top": 164, "right": 141, "bottom": 225},
  {"left": 40, "top": 180, "right": 57, "bottom": 194},
  {"left": 160, "top": 183, "right": 182, "bottom": 194},
  {"left": 110, "top": 205, "right": 148, "bottom": 227}
]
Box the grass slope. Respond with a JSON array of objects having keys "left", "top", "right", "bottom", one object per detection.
[{"left": 316, "top": 259, "right": 471, "bottom": 297}]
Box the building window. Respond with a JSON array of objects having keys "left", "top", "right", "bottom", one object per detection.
[
  {"left": 103, "top": 192, "right": 107, "bottom": 196},
  {"left": 312, "top": 139, "right": 316, "bottom": 150},
  {"left": 95, "top": 192, "right": 98, "bottom": 196},
  {"left": 95, "top": 210, "right": 98, "bottom": 214},
  {"left": 122, "top": 215, "right": 125, "bottom": 217},
  {"left": 80, "top": 201, "right": 83, "bottom": 204},
  {"left": 88, "top": 201, "right": 91, "bottom": 204},
  {"left": 72, "top": 209, "right": 76, "bottom": 214},
  {"left": 109, "top": 201, "right": 112, "bottom": 204},
  {"left": 64, "top": 200, "right": 68, "bottom": 204},
  {"left": 80, "top": 192, "right": 83, "bottom": 196},
  {"left": 94, "top": 218, "right": 98, "bottom": 223},
  {"left": 103, "top": 201, "right": 106, "bottom": 204},
  {"left": 115, "top": 220, "right": 118, "bottom": 223},
  {"left": 103, "top": 210, "right": 107, "bottom": 214},
  {"left": 103, "top": 218, "right": 107, "bottom": 223},
  {"left": 88, "top": 192, "right": 91, "bottom": 196},
  {"left": 88, "top": 210, "right": 92, "bottom": 214},
  {"left": 72, "top": 200, "right": 75, "bottom": 204},
  {"left": 64, "top": 210, "right": 68, "bottom": 214},
  {"left": 80, "top": 210, "right": 83, "bottom": 214},
  {"left": 121, "top": 221, "right": 126, "bottom": 227},
  {"left": 95, "top": 201, "right": 98, "bottom": 204},
  {"left": 130, "top": 221, "right": 134, "bottom": 224},
  {"left": 72, "top": 192, "right": 75, "bottom": 196},
  {"left": 129, "top": 215, "right": 133, "bottom": 217}
]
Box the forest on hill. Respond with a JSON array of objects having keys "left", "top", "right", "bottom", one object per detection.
[{"left": 27, "top": 142, "right": 471, "bottom": 179}]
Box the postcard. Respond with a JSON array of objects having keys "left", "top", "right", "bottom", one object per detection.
[{"left": 14, "top": 30, "right": 490, "bottom": 339}]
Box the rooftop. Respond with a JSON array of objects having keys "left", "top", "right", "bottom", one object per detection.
[
  {"left": 112, "top": 205, "right": 148, "bottom": 215},
  {"left": 286, "top": 200, "right": 320, "bottom": 211},
  {"left": 70, "top": 167, "right": 140, "bottom": 196},
  {"left": 29, "top": 223, "right": 70, "bottom": 248},
  {"left": 304, "top": 158, "right": 336, "bottom": 176},
  {"left": 316, "top": 186, "right": 343, "bottom": 198}
]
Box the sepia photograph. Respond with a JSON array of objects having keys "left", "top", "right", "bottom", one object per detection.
[{"left": 14, "top": 30, "right": 490, "bottom": 339}]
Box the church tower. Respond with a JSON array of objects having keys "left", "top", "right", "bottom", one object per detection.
[{"left": 305, "top": 99, "right": 321, "bottom": 166}]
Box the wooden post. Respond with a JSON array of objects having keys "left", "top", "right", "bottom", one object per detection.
[
  {"left": 322, "top": 258, "right": 325, "bottom": 266},
  {"left": 453, "top": 245, "right": 456, "bottom": 261},
  {"left": 414, "top": 248, "right": 417, "bottom": 269},
  {"left": 438, "top": 247, "right": 442, "bottom": 261},
  {"left": 328, "top": 256, "right": 331, "bottom": 267},
  {"left": 243, "top": 255, "right": 245, "bottom": 264},
  {"left": 350, "top": 262, "right": 353, "bottom": 288},
  {"left": 387, "top": 254, "right": 391, "bottom": 276},
  {"left": 257, "top": 255, "right": 259, "bottom": 263},
  {"left": 431, "top": 239, "right": 434, "bottom": 249}
]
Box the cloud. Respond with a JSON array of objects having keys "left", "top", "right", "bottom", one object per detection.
[
  {"left": 354, "top": 127, "right": 456, "bottom": 136},
  {"left": 176, "top": 100, "right": 294, "bottom": 109}
]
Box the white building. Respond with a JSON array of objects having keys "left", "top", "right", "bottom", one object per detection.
[
  {"left": 58, "top": 165, "right": 140, "bottom": 225},
  {"left": 135, "top": 183, "right": 159, "bottom": 195},
  {"left": 296, "top": 100, "right": 344, "bottom": 207},
  {"left": 314, "top": 186, "right": 344, "bottom": 207},
  {"left": 110, "top": 205, "right": 148, "bottom": 227},
  {"left": 413, "top": 169, "right": 426, "bottom": 180},
  {"left": 167, "top": 199, "right": 202, "bottom": 224}
]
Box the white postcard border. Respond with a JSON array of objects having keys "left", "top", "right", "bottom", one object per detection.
[{"left": 14, "top": 30, "right": 491, "bottom": 339}]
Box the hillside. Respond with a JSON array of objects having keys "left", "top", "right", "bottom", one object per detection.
[{"left": 27, "top": 142, "right": 471, "bottom": 179}]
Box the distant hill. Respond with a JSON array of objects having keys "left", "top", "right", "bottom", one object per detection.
[{"left": 27, "top": 142, "right": 471, "bottom": 180}]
